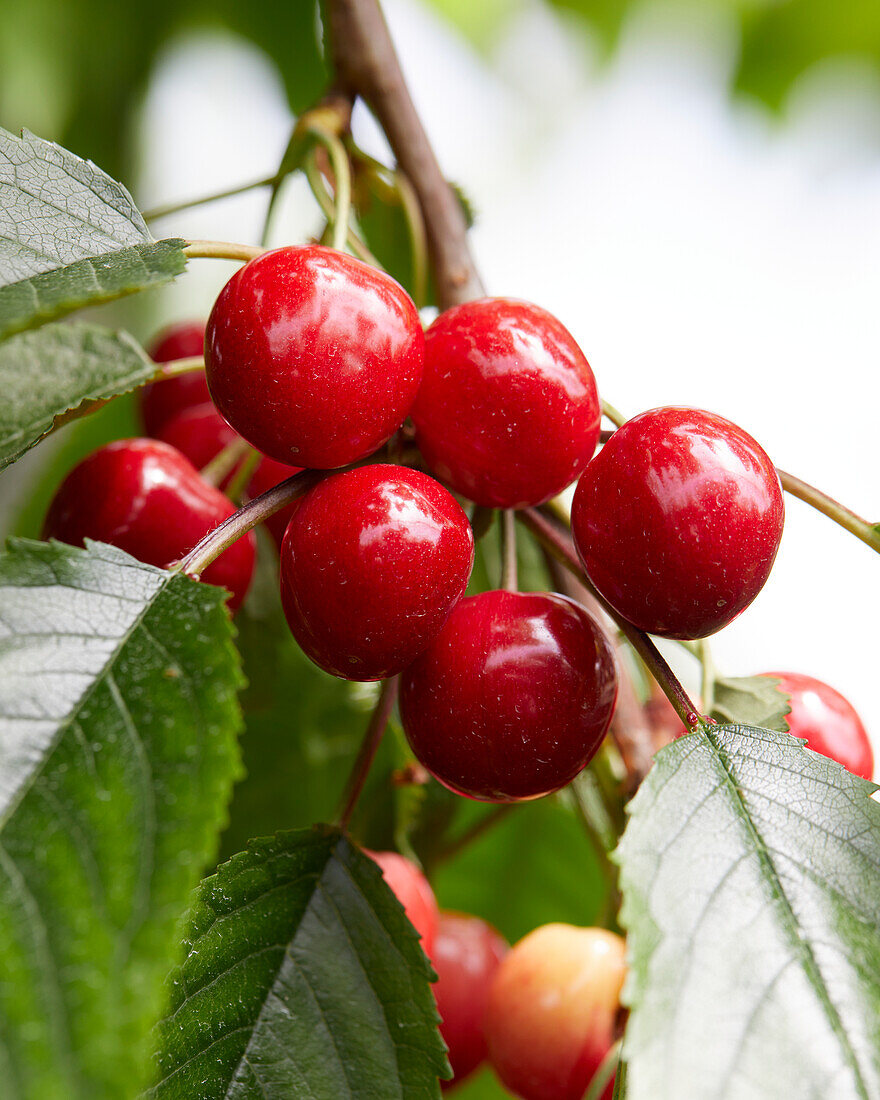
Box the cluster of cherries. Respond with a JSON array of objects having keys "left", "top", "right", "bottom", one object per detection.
[
  {"left": 368, "top": 849, "right": 625, "bottom": 1099},
  {"left": 41, "top": 244, "right": 873, "bottom": 1095}
]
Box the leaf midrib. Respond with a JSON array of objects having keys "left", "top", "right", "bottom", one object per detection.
[{"left": 704, "top": 724, "right": 869, "bottom": 1099}]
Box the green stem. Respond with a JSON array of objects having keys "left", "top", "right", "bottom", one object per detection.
[
  {"left": 601, "top": 400, "right": 626, "bottom": 429},
  {"left": 517, "top": 507, "right": 704, "bottom": 730},
  {"left": 432, "top": 804, "right": 516, "bottom": 867},
  {"left": 310, "top": 129, "right": 353, "bottom": 252},
  {"left": 337, "top": 677, "right": 399, "bottom": 830},
  {"left": 183, "top": 240, "right": 265, "bottom": 263},
  {"left": 584, "top": 1041, "right": 622, "bottom": 1100},
  {"left": 778, "top": 468, "right": 880, "bottom": 553},
  {"left": 226, "top": 447, "right": 262, "bottom": 504},
  {"left": 394, "top": 169, "right": 429, "bottom": 308},
  {"left": 567, "top": 775, "right": 622, "bottom": 933},
  {"left": 499, "top": 509, "right": 518, "bottom": 592},
  {"left": 199, "top": 438, "right": 251, "bottom": 489},
  {"left": 155, "top": 356, "right": 204, "bottom": 379},
  {"left": 143, "top": 174, "right": 278, "bottom": 221},
  {"left": 304, "top": 152, "right": 379, "bottom": 264}
]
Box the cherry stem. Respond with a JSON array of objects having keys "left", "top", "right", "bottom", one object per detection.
[
  {"left": 517, "top": 507, "right": 704, "bottom": 731},
  {"left": 568, "top": 776, "right": 622, "bottom": 933},
  {"left": 601, "top": 400, "right": 626, "bottom": 429},
  {"left": 225, "top": 447, "right": 262, "bottom": 504},
  {"left": 432, "top": 803, "right": 516, "bottom": 867},
  {"left": 393, "top": 168, "right": 429, "bottom": 309},
  {"left": 143, "top": 174, "right": 279, "bottom": 221},
  {"left": 181, "top": 469, "right": 325, "bottom": 577},
  {"left": 499, "top": 509, "right": 519, "bottom": 592},
  {"left": 778, "top": 468, "right": 880, "bottom": 553},
  {"left": 337, "top": 676, "right": 399, "bottom": 830},
  {"left": 199, "top": 438, "right": 251, "bottom": 489},
  {"left": 307, "top": 127, "right": 353, "bottom": 252},
  {"left": 156, "top": 356, "right": 205, "bottom": 379},
  {"left": 304, "top": 151, "right": 379, "bottom": 264},
  {"left": 183, "top": 240, "right": 266, "bottom": 263},
  {"left": 584, "top": 1041, "right": 622, "bottom": 1100}
]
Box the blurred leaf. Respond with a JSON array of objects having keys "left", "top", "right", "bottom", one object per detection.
[
  {"left": 711, "top": 673, "right": 791, "bottom": 732},
  {"left": 450, "top": 1065, "right": 513, "bottom": 1098},
  {"left": 0, "top": 539, "right": 243, "bottom": 1099},
  {"left": 431, "top": 795, "right": 607, "bottom": 945},
  {"left": 617, "top": 722, "right": 880, "bottom": 1099},
  {"left": 150, "top": 828, "right": 449, "bottom": 1099},
  {"left": 0, "top": 323, "right": 154, "bottom": 469}
]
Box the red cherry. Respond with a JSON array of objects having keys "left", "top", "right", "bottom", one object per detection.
[
  {"left": 432, "top": 912, "right": 508, "bottom": 1090},
  {"left": 365, "top": 850, "right": 439, "bottom": 957},
  {"left": 410, "top": 298, "right": 600, "bottom": 507},
  {"left": 485, "top": 924, "right": 626, "bottom": 1100},
  {"left": 572, "top": 407, "right": 784, "bottom": 640},
  {"left": 762, "top": 671, "right": 873, "bottom": 779},
  {"left": 140, "top": 321, "right": 210, "bottom": 436},
  {"left": 43, "top": 439, "right": 255, "bottom": 610},
  {"left": 205, "top": 246, "right": 424, "bottom": 469},
  {"left": 399, "top": 590, "right": 617, "bottom": 801},
  {"left": 157, "top": 404, "right": 303, "bottom": 520},
  {"left": 280, "top": 465, "right": 474, "bottom": 681}
]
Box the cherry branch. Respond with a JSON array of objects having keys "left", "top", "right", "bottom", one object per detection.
[{"left": 324, "top": 0, "right": 483, "bottom": 308}]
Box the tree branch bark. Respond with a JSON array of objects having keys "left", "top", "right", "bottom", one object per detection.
[{"left": 325, "top": 0, "right": 484, "bottom": 308}]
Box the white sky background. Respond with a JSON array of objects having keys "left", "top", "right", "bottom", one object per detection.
[{"left": 138, "top": 0, "right": 880, "bottom": 757}]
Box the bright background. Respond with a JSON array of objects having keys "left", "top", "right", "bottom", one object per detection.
[{"left": 2, "top": 0, "right": 878, "bottom": 746}]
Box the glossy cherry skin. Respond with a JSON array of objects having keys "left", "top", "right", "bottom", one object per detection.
[
  {"left": 205, "top": 246, "right": 424, "bottom": 469},
  {"left": 410, "top": 298, "right": 600, "bottom": 508},
  {"left": 43, "top": 439, "right": 256, "bottom": 610},
  {"left": 486, "top": 924, "right": 626, "bottom": 1100},
  {"left": 280, "top": 465, "right": 474, "bottom": 681},
  {"left": 399, "top": 590, "right": 617, "bottom": 801},
  {"left": 157, "top": 403, "right": 303, "bottom": 526},
  {"left": 365, "top": 850, "right": 439, "bottom": 957},
  {"left": 572, "top": 407, "right": 784, "bottom": 640},
  {"left": 432, "top": 912, "right": 508, "bottom": 1090},
  {"left": 762, "top": 671, "right": 873, "bottom": 779},
  {"left": 140, "top": 321, "right": 210, "bottom": 436}
]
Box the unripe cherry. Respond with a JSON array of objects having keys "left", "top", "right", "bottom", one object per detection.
[
  {"left": 43, "top": 439, "right": 255, "bottom": 610},
  {"left": 485, "top": 924, "right": 626, "bottom": 1100},
  {"left": 411, "top": 298, "right": 601, "bottom": 508},
  {"left": 365, "top": 850, "right": 439, "bottom": 957},
  {"left": 205, "top": 246, "right": 424, "bottom": 469},
  {"left": 399, "top": 590, "right": 617, "bottom": 801},
  {"left": 280, "top": 465, "right": 474, "bottom": 681}
]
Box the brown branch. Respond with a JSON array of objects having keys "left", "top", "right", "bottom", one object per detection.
[{"left": 325, "top": 0, "right": 484, "bottom": 308}]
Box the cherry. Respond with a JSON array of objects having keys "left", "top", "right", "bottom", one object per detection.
[
  {"left": 365, "top": 850, "right": 439, "bottom": 957},
  {"left": 762, "top": 671, "right": 873, "bottom": 779},
  {"left": 399, "top": 590, "right": 617, "bottom": 801},
  {"left": 280, "top": 465, "right": 474, "bottom": 681},
  {"left": 205, "top": 246, "right": 424, "bottom": 469},
  {"left": 156, "top": 403, "right": 302, "bottom": 530},
  {"left": 485, "top": 924, "right": 626, "bottom": 1100},
  {"left": 43, "top": 439, "right": 256, "bottom": 610},
  {"left": 432, "top": 911, "right": 508, "bottom": 1090},
  {"left": 410, "top": 298, "right": 601, "bottom": 508},
  {"left": 572, "top": 406, "right": 784, "bottom": 640},
  {"left": 140, "top": 320, "right": 210, "bottom": 436}
]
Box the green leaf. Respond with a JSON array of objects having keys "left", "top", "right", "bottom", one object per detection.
[
  {"left": 0, "top": 538, "right": 243, "bottom": 1099},
  {"left": 0, "top": 126, "right": 185, "bottom": 338},
  {"left": 149, "top": 827, "right": 449, "bottom": 1099},
  {"left": 0, "top": 322, "right": 155, "bottom": 469},
  {"left": 711, "top": 673, "right": 791, "bottom": 732},
  {"left": 616, "top": 722, "right": 880, "bottom": 1099}
]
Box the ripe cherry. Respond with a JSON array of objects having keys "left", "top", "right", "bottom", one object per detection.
[
  {"left": 140, "top": 320, "right": 210, "bottom": 436},
  {"left": 280, "top": 465, "right": 474, "bottom": 681},
  {"left": 762, "top": 671, "right": 873, "bottom": 779},
  {"left": 156, "top": 403, "right": 302, "bottom": 531},
  {"left": 205, "top": 246, "right": 424, "bottom": 469},
  {"left": 43, "top": 439, "right": 255, "bottom": 610},
  {"left": 410, "top": 298, "right": 601, "bottom": 508},
  {"left": 572, "top": 407, "right": 784, "bottom": 640},
  {"left": 432, "top": 912, "right": 508, "bottom": 1090},
  {"left": 399, "top": 590, "right": 617, "bottom": 801},
  {"left": 485, "top": 924, "right": 626, "bottom": 1100},
  {"left": 365, "top": 850, "right": 439, "bottom": 957}
]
